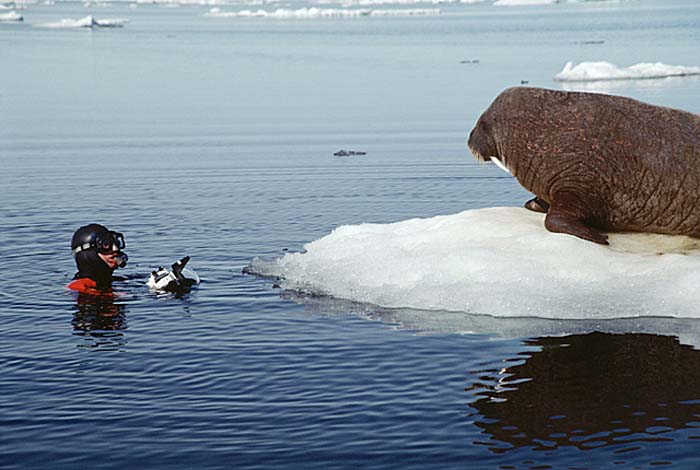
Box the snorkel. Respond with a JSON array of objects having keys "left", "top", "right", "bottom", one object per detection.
[{"left": 114, "top": 252, "right": 128, "bottom": 268}]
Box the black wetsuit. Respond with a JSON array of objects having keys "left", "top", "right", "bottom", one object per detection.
[{"left": 74, "top": 249, "right": 115, "bottom": 290}]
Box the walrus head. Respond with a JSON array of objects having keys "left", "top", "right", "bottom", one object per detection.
[
  {"left": 468, "top": 87, "right": 538, "bottom": 175},
  {"left": 467, "top": 113, "right": 498, "bottom": 164}
]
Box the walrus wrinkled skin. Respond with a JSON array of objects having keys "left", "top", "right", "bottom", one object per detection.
[{"left": 468, "top": 87, "right": 700, "bottom": 245}]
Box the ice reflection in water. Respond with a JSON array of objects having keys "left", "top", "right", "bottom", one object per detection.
[{"left": 468, "top": 333, "right": 700, "bottom": 460}]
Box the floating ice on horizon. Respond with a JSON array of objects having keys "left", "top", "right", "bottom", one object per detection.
[
  {"left": 554, "top": 61, "right": 700, "bottom": 82},
  {"left": 494, "top": 0, "right": 558, "bottom": 5},
  {"left": 137, "top": 0, "right": 231, "bottom": 5},
  {"left": 35, "top": 15, "right": 128, "bottom": 28},
  {"left": 313, "top": 0, "right": 481, "bottom": 6},
  {"left": 493, "top": 0, "right": 630, "bottom": 5},
  {"left": 83, "top": 1, "right": 112, "bottom": 7},
  {"left": 206, "top": 6, "right": 440, "bottom": 16},
  {"left": 248, "top": 207, "right": 700, "bottom": 320},
  {"left": 0, "top": 10, "right": 21, "bottom": 20},
  {"left": 560, "top": 75, "right": 700, "bottom": 94}
]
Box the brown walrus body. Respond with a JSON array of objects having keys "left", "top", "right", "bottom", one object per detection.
[{"left": 468, "top": 87, "right": 700, "bottom": 244}]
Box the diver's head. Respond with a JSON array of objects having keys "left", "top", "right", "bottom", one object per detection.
[{"left": 71, "top": 224, "right": 128, "bottom": 285}]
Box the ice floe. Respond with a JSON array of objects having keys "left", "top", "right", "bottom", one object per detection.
[
  {"left": 35, "top": 15, "right": 128, "bottom": 28},
  {"left": 206, "top": 6, "right": 440, "bottom": 16},
  {"left": 554, "top": 61, "right": 700, "bottom": 82},
  {"left": 494, "top": 0, "right": 557, "bottom": 5},
  {"left": 248, "top": 207, "right": 700, "bottom": 320},
  {"left": 559, "top": 75, "right": 700, "bottom": 93},
  {"left": 314, "top": 0, "right": 481, "bottom": 5},
  {"left": 494, "top": 0, "right": 633, "bottom": 5},
  {"left": 136, "top": 0, "right": 231, "bottom": 5},
  {"left": 0, "top": 10, "right": 21, "bottom": 20},
  {"left": 83, "top": 1, "right": 112, "bottom": 7}
]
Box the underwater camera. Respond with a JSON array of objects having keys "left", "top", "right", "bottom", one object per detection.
[{"left": 147, "top": 256, "right": 200, "bottom": 294}]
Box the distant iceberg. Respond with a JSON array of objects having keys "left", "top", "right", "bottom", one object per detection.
[
  {"left": 314, "top": 0, "right": 482, "bottom": 5},
  {"left": 248, "top": 207, "right": 700, "bottom": 320},
  {"left": 82, "top": 1, "right": 112, "bottom": 7},
  {"left": 494, "top": 0, "right": 633, "bottom": 5},
  {"left": 35, "top": 15, "right": 128, "bottom": 28},
  {"left": 137, "top": 0, "right": 230, "bottom": 5},
  {"left": 494, "top": 0, "right": 558, "bottom": 5},
  {"left": 560, "top": 75, "right": 700, "bottom": 94},
  {"left": 206, "top": 6, "right": 440, "bottom": 17},
  {"left": 0, "top": 10, "right": 21, "bottom": 20},
  {"left": 554, "top": 61, "right": 700, "bottom": 82}
]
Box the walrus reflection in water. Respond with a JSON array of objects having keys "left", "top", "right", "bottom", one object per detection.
[
  {"left": 468, "top": 87, "right": 700, "bottom": 244},
  {"left": 468, "top": 332, "right": 700, "bottom": 454}
]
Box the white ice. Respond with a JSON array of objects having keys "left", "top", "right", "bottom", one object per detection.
[
  {"left": 493, "top": 0, "right": 558, "bottom": 6},
  {"left": 313, "top": 0, "right": 481, "bottom": 6},
  {"left": 554, "top": 61, "right": 700, "bottom": 82},
  {"left": 494, "top": 0, "right": 627, "bottom": 4},
  {"left": 206, "top": 6, "right": 439, "bottom": 16},
  {"left": 35, "top": 15, "right": 127, "bottom": 28},
  {"left": 0, "top": 10, "right": 21, "bottom": 20},
  {"left": 137, "top": 0, "right": 231, "bottom": 5},
  {"left": 248, "top": 207, "right": 700, "bottom": 320},
  {"left": 83, "top": 1, "right": 112, "bottom": 7}
]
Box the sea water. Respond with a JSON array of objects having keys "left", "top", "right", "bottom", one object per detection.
[{"left": 2, "top": 0, "right": 700, "bottom": 468}]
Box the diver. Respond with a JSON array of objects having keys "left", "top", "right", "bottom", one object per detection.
[
  {"left": 67, "top": 224, "right": 128, "bottom": 293},
  {"left": 66, "top": 224, "right": 199, "bottom": 295}
]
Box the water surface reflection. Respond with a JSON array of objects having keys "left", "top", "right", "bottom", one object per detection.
[
  {"left": 469, "top": 332, "right": 700, "bottom": 456},
  {"left": 71, "top": 293, "right": 128, "bottom": 351}
]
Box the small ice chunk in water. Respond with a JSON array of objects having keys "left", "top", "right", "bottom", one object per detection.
[
  {"left": 205, "top": 6, "right": 440, "bottom": 17},
  {"left": 554, "top": 61, "right": 700, "bottom": 82},
  {"left": 494, "top": 0, "right": 558, "bottom": 5},
  {"left": 36, "top": 15, "right": 128, "bottom": 28},
  {"left": 0, "top": 10, "right": 22, "bottom": 21}
]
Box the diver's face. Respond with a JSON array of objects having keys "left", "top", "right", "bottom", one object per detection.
[{"left": 99, "top": 251, "right": 120, "bottom": 270}]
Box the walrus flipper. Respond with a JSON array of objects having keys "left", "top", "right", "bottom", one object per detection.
[
  {"left": 524, "top": 197, "right": 550, "bottom": 214},
  {"left": 544, "top": 211, "right": 609, "bottom": 245}
]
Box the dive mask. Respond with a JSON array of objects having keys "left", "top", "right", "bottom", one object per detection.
[
  {"left": 73, "top": 230, "right": 126, "bottom": 256},
  {"left": 95, "top": 231, "right": 126, "bottom": 254}
]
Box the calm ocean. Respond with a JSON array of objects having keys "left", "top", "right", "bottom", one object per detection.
[{"left": 2, "top": 0, "right": 700, "bottom": 468}]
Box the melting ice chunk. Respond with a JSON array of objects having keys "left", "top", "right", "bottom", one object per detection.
[
  {"left": 248, "top": 207, "right": 700, "bottom": 320},
  {"left": 205, "top": 6, "right": 440, "bottom": 17},
  {"left": 554, "top": 61, "right": 700, "bottom": 82},
  {"left": 0, "top": 10, "right": 22, "bottom": 21},
  {"left": 36, "top": 15, "right": 128, "bottom": 28},
  {"left": 494, "top": 0, "right": 558, "bottom": 5}
]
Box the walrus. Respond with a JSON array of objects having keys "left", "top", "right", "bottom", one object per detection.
[{"left": 468, "top": 87, "right": 700, "bottom": 244}]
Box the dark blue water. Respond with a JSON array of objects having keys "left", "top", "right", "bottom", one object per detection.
[{"left": 3, "top": 1, "right": 700, "bottom": 468}]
